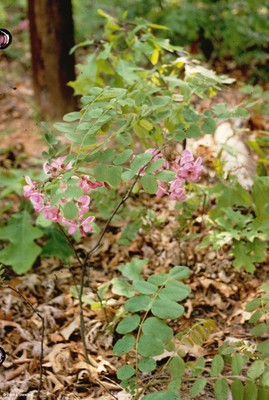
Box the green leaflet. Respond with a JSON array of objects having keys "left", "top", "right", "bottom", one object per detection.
[
  {"left": 0, "top": 210, "right": 43, "bottom": 274},
  {"left": 137, "top": 334, "right": 164, "bottom": 357},
  {"left": 117, "top": 365, "right": 135, "bottom": 380},
  {"left": 190, "top": 378, "right": 207, "bottom": 397},
  {"left": 41, "top": 226, "right": 74, "bottom": 262},
  {"left": 113, "top": 334, "right": 135, "bottom": 356},
  {"left": 142, "top": 392, "right": 179, "bottom": 400}
]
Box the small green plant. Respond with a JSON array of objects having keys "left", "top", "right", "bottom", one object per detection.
[
  {"left": 0, "top": 12, "right": 243, "bottom": 274},
  {"left": 200, "top": 177, "right": 269, "bottom": 273},
  {"left": 112, "top": 270, "right": 269, "bottom": 399},
  {"left": 112, "top": 261, "right": 191, "bottom": 399},
  {"left": 214, "top": 281, "right": 269, "bottom": 399}
]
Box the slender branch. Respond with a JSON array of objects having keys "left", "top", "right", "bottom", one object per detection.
[
  {"left": 85, "top": 148, "right": 164, "bottom": 261},
  {"left": 78, "top": 263, "right": 92, "bottom": 365},
  {"left": 56, "top": 225, "right": 107, "bottom": 364},
  {"left": 49, "top": 148, "right": 165, "bottom": 396},
  {"left": 57, "top": 223, "right": 83, "bottom": 266},
  {"left": 6, "top": 285, "right": 44, "bottom": 400}
]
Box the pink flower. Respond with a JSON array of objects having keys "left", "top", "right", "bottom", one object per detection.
[
  {"left": 61, "top": 218, "right": 78, "bottom": 235},
  {"left": 180, "top": 150, "right": 194, "bottom": 165},
  {"left": 23, "top": 176, "right": 36, "bottom": 198},
  {"left": 169, "top": 179, "right": 186, "bottom": 200},
  {"left": 29, "top": 192, "right": 45, "bottom": 211},
  {"left": 173, "top": 150, "right": 203, "bottom": 183},
  {"left": 78, "top": 175, "right": 103, "bottom": 192},
  {"left": 140, "top": 149, "right": 170, "bottom": 176},
  {"left": 156, "top": 181, "right": 169, "bottom": 197},
  {"left": 43, "top": 156, "right": 72, "bottom": 176},
  {"left": 43, "top": 207, "right": 61, "bottom": 222},
  {"left": 190, "top": 157, "right": 203, "bottom": 182},
  {"left": 77, "top": 195, "right": 91, "bottom": 208},
  {"left": 80, "top": 216, "right": 95, "bottom": 235}
]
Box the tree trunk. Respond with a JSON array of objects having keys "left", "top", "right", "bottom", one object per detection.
[{"left": 28, "top": 0, "right": 76, "bottom": 120}]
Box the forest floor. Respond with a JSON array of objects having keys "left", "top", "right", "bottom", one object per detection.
[{"left": 0, "top": 50, "right": 269, "bottom": 400}]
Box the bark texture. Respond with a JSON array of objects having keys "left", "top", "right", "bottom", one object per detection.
[{"left": 28, "top": 0, "right": 76, "bottom": 120}]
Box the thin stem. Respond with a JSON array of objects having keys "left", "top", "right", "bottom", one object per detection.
[
  {"left": 57, "top": 224, "right": 109, "bottom": 363},
  {"left": 85, "top": 147, "right": 165, "bottom": 261},
  {"left": 57, "top": 223, "right": 83, "bottom": 265},
  {"left": 78, "top": 263, "right": 92, "bottom": 365}
]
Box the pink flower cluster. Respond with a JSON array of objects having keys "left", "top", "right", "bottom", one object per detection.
[
  {"left": 43, "top": 156, "right": 72, "bottom": 176},
  {"left": 23, "top": 151, "right": 202, "bottom": 237},
  {"left": 146, "top": 149, "right": 203, "bottom": 201},
  {"left": 23, "top": 156, "right": 105, "bottom": 237}
]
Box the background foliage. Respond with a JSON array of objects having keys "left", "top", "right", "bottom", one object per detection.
[{"left": 1, "top": 1, "right": 269, "bottom": 399}]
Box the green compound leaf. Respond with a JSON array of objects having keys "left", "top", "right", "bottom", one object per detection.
[
  {"left": 245, "top": 298, "right": 261, "bottom": 312},
  {"left": 232, "top": 240, "right": 267, "bottom": 273},
  {"left": 201, "top": 117, "right": 217, "bottom": 134},
  {"left": 116, "top": 314, "right": 140, "bottom": 334},
  {"left": 145, "top": 159, "right": 165, "bottom": 173},
  {"left": 0, "top": 210, "right": 43, "bottom": 274},
  {"left": 249, "top": 309, "right": 263, "bottom": 324},
  {"left": 113, "top": 149, "right": 133, "bottom": 165},
  {"left": 148, "top": 273, "right": 169, "bottom": 286},
  {"left": 141, "top": 174, "right": 158, "bottom": 194},
  {"left": 159, "top": 280, "right": 191, "bottom": 302},
  {"left": 168, "top": 378, "right": 181, "bottom": 393},
  {"left": 186, "top": 124, "right": 201, "bottom": 138},
  {"left": 155, "top": 170, "right": 175, "bottom": 182},
  {"left": 62, "top": 185, "right": 84, "bottom": 199},
  {"left": 189, "top": 377, "right": 207, "bottom": 397},
  {"left": 168, "top": 356, "right": 185, "bottom": 378},
  {"left": 121, "top": 169, "right": 137, "bottom": 181},
  {"left": 257, "top": 341, "right": 269, "bottom": 357},
  {"left": 133, "top": 280, "right": 158, "bottom": 295},
  {"left": 113, "top": 334, "right": 135, "bottom": 356},
  {"left": 117, "top": 365, "right": 135, "bottom": 381},
  {"left": 247, "top": 360, "right": 265, "bottom": 380},
  {"left": 63, "top": 111, "right": 81, "bottom": 122},
  {"left": 210, "top": 355, "right": 224, "bottom": 377},
  {"left": 214, "top": 377, "right": 229, "bottom": 400},
  {"left": 231, "top": 379, "right": 244, "bottom": 400},
  {"left": 93, "top": 164, "right": 122, "bottom": 187},
  {"left": 141, "top": 391, "right": 179, "bottom": 400},
  {"left": 111, "top": 277, "right": 135, "bottom": 298},
  {"left": 262, "top": 371, "right": 269, "bottom": 387},
  {"left": 251, "top": 323, "right": 267, "bottom": 337},
  {"left": 53, "top": 122, "right": 75, "bottom": 134},
  {"left": 151, "top": 297, "right": 184, "bottom": 319},
  {"left": 119, "top": 258, "right": 148, "bottom": 281},
  {"left": 106, "top": 165, "right": 123, "bottom": 187},
  {"left": 192, "top": 357, "right": 206, "bottom": 377},
  {"left": 63, "top": 202, "right": 79, "bottom": 220},
  {"left": 142, "top": 317, "right": 173, "bottom": 343},
  {"left": 41, "top": 226, "right": 74, "bottom": 262},
  {"left": 124, "top": 295, "right": 151, "bottom": 313},
  {"left": 138, "top": 357, "right": 157, "bottom": 372},
  {"left": 130, "top": 153, "right": 153, "bottom": 172},
  {"left": 244, "top": 382, "right": 258, "bottom": 399},
  {"left": 137, "top": 334, "right": 164, "bottom": 357},
  {"left": 169, "top": 265, "right": 190, "bottom": 279},
  {"left": 232, "top": 353, "right": 246, "bottom": 376}
]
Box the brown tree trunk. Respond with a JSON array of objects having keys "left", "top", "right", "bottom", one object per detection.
[{"left": 28, "top": 0, "right": 76, "bottom": 120}]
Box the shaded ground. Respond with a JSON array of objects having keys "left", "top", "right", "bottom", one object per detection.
[
  {"left": 0, "top": 56, "right": 43, "bottom": 158},
  {"left": 0, "top": 50, "right": 268, "bottom": 400}
]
